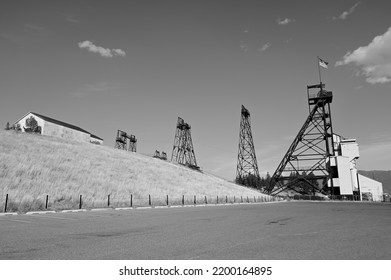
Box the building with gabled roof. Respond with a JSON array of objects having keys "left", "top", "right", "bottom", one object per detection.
[{"left": 14, "top": 112, "right": 103, "bottom": 145}]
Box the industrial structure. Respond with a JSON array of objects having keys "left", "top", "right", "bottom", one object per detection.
[
  {"left": 265, "top": 82, "right": 383, "bottom": 201},
  {"left": 330, "top": 134, "right": 383, "bottom": 201},
  {"left": 115, "top": 130, "right": 137, "bottom": 152},
  {"left": 153, "top": 150, "right": 167, "bottom": 160},
  {"left": 171, "top": 117, "right": 199, "bottom": 169},
  {"left": 236, "top": 105, "right": 260, "bottom": 186},
  {"left": 14, "top": 112, "right": 103, "bottom": 144},
  {"left": 266, "top": 83, "right": 334, "bottom": 195}
]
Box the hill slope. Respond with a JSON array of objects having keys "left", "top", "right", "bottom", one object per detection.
[
  {"left": 358, "top": 170, "right": 391, "bottom": 194},
  {"left": 0, "top": 130, "right": 267, "bottom": 212}
]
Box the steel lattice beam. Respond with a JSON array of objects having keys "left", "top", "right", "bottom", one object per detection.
[
  {"left": 236, "top": 105, "right": 260, "bottom": 182},
  {"left": 266, "top": 83, "right": 335, "bottom": 196},
  {"left": 115, "top": 130, "right": 137, "bottom": 152},
  {"left": 171, "top": 117, "right": 199, "bottom": 169},
  {"left": 115, "top": 130, "right": 127, "bottom": 150}
]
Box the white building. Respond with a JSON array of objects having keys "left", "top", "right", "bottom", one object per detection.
[
  {"left": 328, "top": 134, "right": 383, "bottom": 201},
  {"left": 14, "top": 112, "right": 103, "bottom": 145}
]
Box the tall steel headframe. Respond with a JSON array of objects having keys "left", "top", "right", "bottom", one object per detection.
[
  {"left": 115, "top": 130, "right": 128, "bottom": 150},
  {"left": 236, "top": 105, "right": 260, "bottom": 182},
  {"left": 128, "top": 134, "right": 137, "bottom": 152},
  {"left": 266, "top": 83, "right": 335, "bottom": 196},
  {"left": 171, "top": 117, "right": 199, "bottom": 169}
]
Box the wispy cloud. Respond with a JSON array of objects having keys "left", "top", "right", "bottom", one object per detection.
[
  {"left": 71, "top": 82, "right": 120, "bottom": 97},
  {"left": 66, "top": 16, "right": 80, "bottom": 24},
  {"left": 24, "top": 23, "right": 45, "bottom": 31},
  {"left": 78, "top": 40, "right": 126, "bottom": 58},
  {"left": 336, "top": 27, "right": 391, "bottom": 84},
  {"left": 258, "top": 42, "right": 270, "bottom": 52},
  {"left": 277, "top": 18, "right": 295, "bottom": 25},
  {"left": 239, "top": 41, "right": 249, "bottom": 52},
  {"left": 333, "top": 2, "right": 360, "bottom": 20}
]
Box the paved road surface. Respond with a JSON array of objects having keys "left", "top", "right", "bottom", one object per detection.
[{"left": 1, "top": 201, "right": 390, "bottom": 259}]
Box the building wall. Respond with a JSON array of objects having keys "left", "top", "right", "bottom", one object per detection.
[
  {"left": 359, "top": 174, "right": 383, "bottom": 202},
  {"left": 336, "top": 156, "right": 354, "bottom": 195},
  {"left": 16, "top": 113, "right": 45, "bottom": 133},
  {"left": 43, "top": 121, "right": 91, "bottom": 143},
  {"left": 90, "top": 137, "right": 103, "bottom": 145}
]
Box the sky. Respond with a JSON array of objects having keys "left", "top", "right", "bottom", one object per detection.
[{"left": 1, "top": 0, "right": 390, "bottom": 181}]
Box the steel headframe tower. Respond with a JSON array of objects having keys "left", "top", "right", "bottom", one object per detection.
[
  {"left": 266, "top": 83, "right": 335, "bottom": 196},
  {"left": 115, "top": 130, "right": 128, "bottom": 150},
  {"left": 128, "top": 135, "right": 137, "bottom": 152},
  {"left": 115, "top": 130, "right": 137, "bottom": 152},
  {"left": 236, "top": 105, "right": 260, "bottom": 183},
  {"left": 171, "top": 117, "right": 199, "bottom": 169}
]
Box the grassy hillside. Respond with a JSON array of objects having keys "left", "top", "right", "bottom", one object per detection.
[
  {"left": 358, "top": 170, "right": 391, "bottom": 194},
  {"left": 0, "top": 130, "right": 268, "bottom": 212}
]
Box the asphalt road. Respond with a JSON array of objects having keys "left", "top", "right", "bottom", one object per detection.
[{"left": 1, "top": 201, "right": 391, "bottom": 259}]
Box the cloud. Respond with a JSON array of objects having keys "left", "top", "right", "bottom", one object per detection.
[
  {"left": 335, "top": 27, "right": 391, "bottom": 84},
  {"left": 258, "top": 42, "right": 270, "bottom": 52},
  {"left": 240, "top": 41, "right": 249, "bottom": 52},
  {"left": 66, "top": 16, "right": 80, "bottom": 24},
  {"left": 277, "top": 18, "right": 294, "bottom": 25},
  {"left": 333, "top": 2, "right": 360, "bottom": 20},
  {"left": 71, "top": 82, "right": 119, "bottom": 97},
  {"left": 24, "top": 23, "right": 45, "bottom": 31},
  {"left": 78, "top": 40, "right": 126, "bottom": 58}
]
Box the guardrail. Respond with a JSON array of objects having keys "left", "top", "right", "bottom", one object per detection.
[{"left": 1, "top": 193, "right": 282, "bottom": 213}]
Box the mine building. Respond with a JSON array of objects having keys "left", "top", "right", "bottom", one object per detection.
[
  {"left": 14, "top": 112, "right": 103, "bottom": 145},
  {"left": 328, "top": 134, "right": 383, "bottom": 201}
]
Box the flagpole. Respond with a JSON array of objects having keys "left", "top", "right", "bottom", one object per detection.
[{"left": 317, "top": 56, "right": 322, "bottom": 87}]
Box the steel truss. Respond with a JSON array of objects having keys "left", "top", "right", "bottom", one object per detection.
[
  {"left": 171, "top": 117, "right": 199, "bottom": 169},
  {"left": 236, "top": 105, "right": 260, "bottom": 182},
  {"left": 266, "top": 83, "right": 335, "bottom": 195},
  {"left": 128, "top": 134, "right": 137, "bottom": 152},
  {"left": 115, "top": 130, "right": 128, "bottom": 150},
  {"left": 114, "top": 130, "right": 137, "bottom": 152}
]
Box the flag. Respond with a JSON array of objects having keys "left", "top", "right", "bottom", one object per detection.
[{"left": 318, "top": 57, "right": 329, "bottom": 69}]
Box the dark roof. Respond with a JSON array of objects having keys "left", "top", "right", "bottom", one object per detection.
[
  {"left": 90, "top": 134, "right": 103, "bottom": 141},
  {"left": 31, "top": 112, "right": 92, "bottom": 134},
  {"left": 17, "top": 112, "right": 103, "bottom": 141}
]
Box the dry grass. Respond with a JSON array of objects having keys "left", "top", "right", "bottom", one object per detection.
[{"left": 0, "top": 130, "right": 269, "bottom": 212}]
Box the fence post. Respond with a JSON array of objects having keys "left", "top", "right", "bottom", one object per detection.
[
  {"left": 131, "top": 194, "right": 133, "bottom": 207},
  {"left": 149, "top": 194, "right": 151, "bottom": 206},
  {"left": 217, "top": 196, "right": 219, "bottom": 204},
  {"left": 247, "top": 196, "right": 249, "bottom": 203},
  {"left": 79, "top": 195, "right": 82, "bottom": 209},
  {"left": 108, "top": 195, "right": 110, "bottom": 207},
  {"left": 234, "top": 196, "right": 235, "bottom": 203},
  {"left": 241, "top": 196, "right": 243, "bottom": 203},
  {"left": 226, "top": 196, "right": 228, "bottom": 204},
  {"left": 45, "top": 195, "right": 49, "bottom": 209},
  {"left": 4, "top": 194, "right": 8, "bottom": 212},
  {"left": 205, "top": 196, "right": 207, "bottom": 204},
  {"left": 182, "top": 195, "right": 184, "bottom": 206},
  {"left": 167, "top": 195, "right": 169, "bottom": 206},
  {"left": 194, "top": 195, "right": 196, "bottom": 205},
  {"left": 254, "top": 196, "right": 256, "bottom": 203}
]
